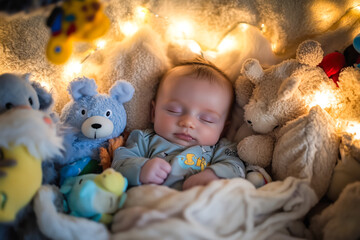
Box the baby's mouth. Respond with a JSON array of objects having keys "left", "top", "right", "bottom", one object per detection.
[{"left": 174, "top": 133, "right": 195, "bottom": 142}]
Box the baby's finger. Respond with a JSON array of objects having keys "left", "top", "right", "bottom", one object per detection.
[
  {"left": 159, "top": 161, "right": 171, "bottom": 173},
  {"left": 151, "top": 175, "right": 166, "bottom": 184},
  {"left": 156, "top": 169, "right": 168, "bottom": 180}
]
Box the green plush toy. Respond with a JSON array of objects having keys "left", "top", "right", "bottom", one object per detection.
[{"left": 60, "top": 168, "right": 128, "bottom": 224}]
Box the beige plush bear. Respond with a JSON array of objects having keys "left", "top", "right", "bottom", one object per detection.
[
  {"left": 235, "top": 40, "right": 340, "bottom": 198},
  {"left": 236, "top": 40, "right": 330, "bottom": 167}
]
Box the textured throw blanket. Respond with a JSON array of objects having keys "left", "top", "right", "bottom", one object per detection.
[
  {"left": 111, "top": 177, "right": 317, "bottom": 240},
  {"left": 34, "top": 177, "right": 317, "bottom": 240}
]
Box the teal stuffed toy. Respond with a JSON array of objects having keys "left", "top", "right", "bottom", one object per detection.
[{"left": 60, "top": 168, "right": 128, "bottom": 224}]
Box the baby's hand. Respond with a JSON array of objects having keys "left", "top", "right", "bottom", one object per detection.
[
  {"left": 140, "top": 157, "right": 171, "bottom": 185},
  {"left": 182, "top": 169, "right": 219, "bottom": 190}
]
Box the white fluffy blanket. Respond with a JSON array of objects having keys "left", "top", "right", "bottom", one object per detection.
[
  {"left": 34, "top": 177, "right": 317, "bottom": 240},
  {"left": 111, "top": 177, "right": 317, "bottom": 240}
]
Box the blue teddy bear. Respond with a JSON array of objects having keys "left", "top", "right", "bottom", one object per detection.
[{"left": 59, "top": 77, "right": 134, "bottom": 181}]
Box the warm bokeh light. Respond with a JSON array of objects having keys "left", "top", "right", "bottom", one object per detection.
[
  {"left": 261, "top": 23, "right": 266, "bottom": 33},
  {"left": 96, "top": 40, "right": 107, "bottom": 49},
  {"left": 169, "top": 20, "right": 193, "bottom": 39},
  {"left": 217, "top": 35, "right": 237, "bottom": 53},
  {"left": 239, "top": 23, "right": 249, "bottom": 32},
  {"left": 120, "top": 21, "right": 139, "bottom": 37},
  {"left": 345, "top": 122, "right": 360, "bottom": 140},
  {"left": 311, "top": 2, "right": 338, "bottom": 23},
  {"left": 135, "top": 6, "right": 149, "bottom": 21},
  {"left": 338, "top": 120, "right": 360, "bottom": 140},
  {"left": 176, "top": 39, "right": 202, "bottom": 54},
  {"left": 307, "top": 89, "right": 338, "bottom": 109},
  {"left": 271, "top": 43, "right": 277, "bottom": 51},
  {"left": 63, "top": 60, "right": 82, "bottom": 80}
]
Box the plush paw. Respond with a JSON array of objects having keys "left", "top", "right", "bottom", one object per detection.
[
  {"left": 246, "top": 172, "right": 266, "bottom": 188},
  {"left": 245, "top": 164, "right": 272, "bottom": 188},
  {"left": 237, "top": 135, "right": 274, "bottom": 168}
]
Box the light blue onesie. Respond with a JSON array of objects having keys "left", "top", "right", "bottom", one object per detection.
[{"left": 112, "top": 129, "right": 245, "bottom": 190}]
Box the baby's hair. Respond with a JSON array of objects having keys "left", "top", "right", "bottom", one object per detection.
[
  {"left": 155, "top": 57, "right": 233, "bottom": 100},
  {"left": 178, "top": 57, "right": 231, "bottom": 83}
]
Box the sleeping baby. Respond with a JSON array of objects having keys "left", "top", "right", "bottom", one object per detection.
[{"left": 112, "top": 57, "right": 246, "bottom": 190}]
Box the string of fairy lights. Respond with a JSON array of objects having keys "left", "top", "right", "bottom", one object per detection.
[
  {"left": 62, "top": 6, "right": 268, "bottom": 77},
  {"left": 43, "top": 4, "right": 360, "bottom": 139}
]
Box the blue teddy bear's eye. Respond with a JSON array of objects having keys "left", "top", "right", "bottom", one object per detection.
[
  {"left": 81, "top": 109, "right": 86, "bottom": 115},
  {"left": 105, "top": 110, "right": 112, "bottom": 118},
  {"left": 5, "top": 102, "right": 13, "bottom": 109}
]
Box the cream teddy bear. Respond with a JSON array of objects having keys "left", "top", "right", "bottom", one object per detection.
[
  {"left": 235, "top": 40, "right": 341, "bottom": 198},
  {"left": 235, "top": 40, "right": 331, "bottom": 167}
]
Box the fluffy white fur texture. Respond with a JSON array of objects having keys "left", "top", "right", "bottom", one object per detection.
[
  {"left": 0, "top": 108, "right": 63, "bottom": 160},
  {"left": 310, "top": 181, "right": 360, "bottom": 240},
  {"left": 34, "top": 185, "right": 109, "bottom": 240}
]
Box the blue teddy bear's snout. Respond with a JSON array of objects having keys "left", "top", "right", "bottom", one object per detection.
[{"left": 81, "top": 116, "right": 114, "bottom": 139}]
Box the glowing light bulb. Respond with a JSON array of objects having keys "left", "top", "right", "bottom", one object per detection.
[
  {"left": 64, "top": 60, "right": 82, "bottom": 79},
  {"left": 261, "top": 23, "right": 266, "bottom": 33},
  {"left": 345, "top": 121, "right": 360, "bottom": 140},
  {"left": 96, "top": 40, "right": 106, "bottom": 49},
  {"left": 120, "top": 21, "right": 139, "bottom": 37},
  {"left": 307, "top": 89, "right": 337, "bottom": 109},
  {"left": 135, "top": 6, "right": 149, "bottom": 21},
  {"left": 186, "top": 40, "right": 201, "bottom": 54},
  {"left": 271, "top": 43, "right": 277, "bottom": 51},
  {"left": 239, "top": 23, "right": 249, "bottom": 32},
  {"left": 217, "top": 36, "right": 237, "bottom": 53},
  {"left": 170, "top": 20, "right": 193, "bottom": 39},
  {"left": 175, "top": 39, "right": 202, "bottom": 54}
]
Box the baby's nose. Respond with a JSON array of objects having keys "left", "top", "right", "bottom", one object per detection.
[{"left": 179, "top": 115, "right": 195, "bottom": 129}]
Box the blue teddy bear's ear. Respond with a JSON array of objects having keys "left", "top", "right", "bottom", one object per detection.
[
  {"left": 68, "top": 77, "right": 98, "bottom": 101},
  {"left": 109, "top": 80, "right": 135, "bottom": 104}
]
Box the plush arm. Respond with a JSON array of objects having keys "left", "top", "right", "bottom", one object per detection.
[{"left": 237, "top": 134, "right": 275, "bottom": 168}]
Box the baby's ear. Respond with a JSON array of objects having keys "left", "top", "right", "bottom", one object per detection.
[
  {"left": 110, "top": 80, "right": 135, "bottom": 104},
  {"left": 68, "top": 77, "right": 98, "bottom": 101}
]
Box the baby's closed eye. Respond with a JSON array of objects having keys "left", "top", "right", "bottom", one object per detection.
[
  {"left": 199, "top": 114, "right": 218, "bottom": 124},
  {"left": 164, "top": 104, "right": 183, "bottom": 114}
]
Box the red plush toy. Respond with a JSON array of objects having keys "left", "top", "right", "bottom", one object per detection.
[{"left": 318, "top": 51, "right": 346, "bottom": 87}]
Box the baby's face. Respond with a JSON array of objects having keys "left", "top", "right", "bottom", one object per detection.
[{"left": 152, "top": 69, "right": 232, "bottom": 147}]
